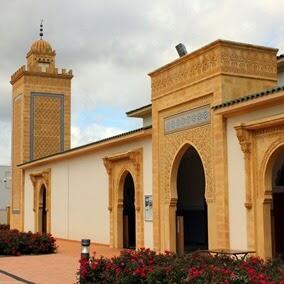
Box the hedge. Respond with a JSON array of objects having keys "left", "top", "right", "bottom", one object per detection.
[
  {"left": 0, "top": 229, "right": 57, "bottom": 256},
  {"left": 78, "top": 248, "right": 284, "bottom": 283}
]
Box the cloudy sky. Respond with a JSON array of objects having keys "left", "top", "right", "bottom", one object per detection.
[{"left": 0, "top": 0, "right": 284, "bottom": 165}]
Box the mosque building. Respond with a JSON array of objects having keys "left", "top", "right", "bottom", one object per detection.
[{"left": 9, "top": 26, "right": 284, "bottom": 259}]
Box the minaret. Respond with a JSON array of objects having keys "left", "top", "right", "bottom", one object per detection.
[{"left": 10, "top": 23, "right": 73, "bottom": 230}]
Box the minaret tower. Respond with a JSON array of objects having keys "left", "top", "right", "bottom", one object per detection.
[{"left": 10, "top": 23, "right": 73, "bottom": 229}]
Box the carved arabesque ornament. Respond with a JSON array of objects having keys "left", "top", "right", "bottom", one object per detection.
[
  {"left": 235, "top": 125, "right": 252, "bottom": 154},
  {"left": 161, "top": 123, "right": 214, "bottom": 203},
  {"left": 29, "top": 169, "right": 50, "bottom": 212},
  {"left": 103, "top": 148, "right": 144, "bottom": 248},
  {"left": 234, "top": 125, "right": 252, "bottom": 209},
  {"left": 235, "top": 115, "right": 284, "bottom": 257},
  {"left": 29, "top": 169, "right": 51, "bottom": 233},
  {"left": 151, "top": 46, "right": 276, "bottom": 98}
]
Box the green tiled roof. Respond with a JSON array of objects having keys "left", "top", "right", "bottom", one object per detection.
[
  {"left": 18, "top": 125, "right": 152, "bottom": 166},
  {"left": 126, "top": 104, "right": 152, "bottom": 115},
  {"left": 212, "top": 85, "right": 284, "bottom": 110}
]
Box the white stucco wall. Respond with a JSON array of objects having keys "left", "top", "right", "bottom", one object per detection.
[
  {"left": 227, "top": 102, "right": 284, "bottom": 250},
  {"left": 143, "top": 116, "right": 152, "bottom": 127},
  {"left": 142, "top": 140, "right": 153, "bottom": 248},
  {"left": 24, "top": 136, "right": 153, "bottom": 247},
  {"left": 278, "top": 71, "right": 284, "bottom": 86}
]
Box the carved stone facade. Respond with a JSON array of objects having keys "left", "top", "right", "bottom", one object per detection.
[
  {"left": 29, "top": 169, "right": 51, "bottom": 233},
  {"left": 11, "top": 38, "right": 284, "bottom": 257},
  {"left": 31, "top": 93, "right": 64, "bottom": 160},
  {"left": 235, "top": 114, "right": 284, "bottom": 258},
  {"left": 150, "top": 40, "right": 277, "bottom": 99},
  {"left": 151, "top": 93, "right": 220, "bottom": 252},
  {"left": 103, "top": 149, "right": 144, "bottom": 248},
  {"left": 10, "top": 38, "right": 72, "bottom": 230},
  {"left": 149, "top": 40, "right": 278, "bottom": 253}
]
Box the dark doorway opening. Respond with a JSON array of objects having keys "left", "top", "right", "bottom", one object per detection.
[
  {"left": 176, "top": 146, "right": 208, "bottom": 254},
  {"left": 272, "top": 162, "right": 284, "bottom": 257},
  {"left": 123, "top": 173, "right": 136, "bottom": 249},
  {"left": 39, "top": 185, "right": 47, "bottom": 234}
]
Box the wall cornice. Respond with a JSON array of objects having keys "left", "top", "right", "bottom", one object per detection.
[{"left": 149, "top": 41, "right": 277, "bottom": 99}]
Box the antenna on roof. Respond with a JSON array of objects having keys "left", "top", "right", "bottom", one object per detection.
[
  {"left": 39, "top": 19, "right": 44, "bottom": 39},
  {"left": 175, "top": 43, "right": 188, "bottom": 57}
]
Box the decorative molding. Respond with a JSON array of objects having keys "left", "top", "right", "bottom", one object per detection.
[
  {"left": 235, "top": 124, "right": 251, "bottom": 154},
  {"left": 235, "top": 124, "right": 252, "bottom": 209},
  {"left": 10, "top": 67, "right": 73, "bottom": 85},
  {"left": 220, "top": 46, "right": 276, "bottom": 77},
  {"left": 168, "top": 198, "right": 178, "bottom": 207},
  {"left": 254, "top": 125, "right": 284, "bottom": 137},
  {"left": 161, "top": 124, "right": 214, "bottom": 202},
  {"left": 29, "top": 169, "right": 51, "bottom": 233},
  {"left": 151, "top": 48, "right": 220, "bottom": 97},
  {"left": 151, "top": 46, "right": 276, "bottom": 98},
  {"left": 103, "top": 158, "right": 112, "bottom": 175},
  {"left": 103, "top": 149, "right": 144, "bottom": 248},
  {"left": 30, "top": 92, "right": 64, "bottom": 160},
  {"left": 152, "top": 95, "right": 216, "bottom": 252},
  {"left": 30, "top": 174, "right": 37, "bottom": 187},
  {"left": 236, "top": 116, "right": 284, "bottom": 257},
  {"left": 129, "top": 151, "right": 141, "bottom": 172},
  {"left": 164, "top": 105, "right": 211, "bottom": 134}
]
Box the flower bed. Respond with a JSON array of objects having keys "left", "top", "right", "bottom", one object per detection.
[
  {"left": 0, "top": 224, "right": 10, "bottom": 230},
  {"left": 78, "top": 248, "right": 284, "bottom": 283},
  {"left": 0, "top": 229, "right": 57, "bottom": 256}
]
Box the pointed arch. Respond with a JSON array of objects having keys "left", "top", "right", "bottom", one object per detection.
[
  {"left": 30, "top": 169, "right": 51, "bottom": 233},
  {"left": 118, "top": 171, "right": 136, "bottom": 248},
  {"left": 103, "top": 149, "right": 144, "bottom": 249},
  {"left": 260, "top": 142, "right": 284, "bottom": 257},
  {"left": 39, "top": 184, "right": 47, "bottom": 233},
  {"left": 167, "top": 143, "right": 208, "bottom": 254},
  {"left": 170, "top": 143, "right": 208, "bottom": 202}
]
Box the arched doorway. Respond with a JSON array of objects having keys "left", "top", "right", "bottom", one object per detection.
[
  {"left": 39, "top": 184, "right": 47, "bottom": 234},
  {"left": 176, "top": 146, "right": 208, "bottom": 254},
  {"left": 271, "top": 150, "right": 284, "bottom": 257},
  {"left": 123, "top": 172, "right": 136, "bottom": 249}
]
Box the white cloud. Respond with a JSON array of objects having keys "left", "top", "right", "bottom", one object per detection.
[
  {"left": 0, "top": 121, "right": 11, "bottom": 165},
  {"left": 1, "top": 0, "right": 284, "bottom": 165},
  {"left": 71, "top": 123, "right": 125, "bottom": 148}
]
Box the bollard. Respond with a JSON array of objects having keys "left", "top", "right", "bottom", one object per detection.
[
  {"left": 80, "top": 239, "right": 90, "bottom": 283},
  {"left": 81, "top": 239, "right": 91, "bottom": 259}
]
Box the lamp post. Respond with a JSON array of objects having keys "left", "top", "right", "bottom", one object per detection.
[{"left": 81, "top": 239, "right": 90, "bottom": 260}]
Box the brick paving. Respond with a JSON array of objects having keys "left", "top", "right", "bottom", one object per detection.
[{"left": 0, "top": 239, "right": 120, "bottom": 284}]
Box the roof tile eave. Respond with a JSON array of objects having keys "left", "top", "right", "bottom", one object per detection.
[
  {"left": 212, "top": 85, "right": 284, "bottom": 110},
  {"left": 126, "top": 103, "right": 152, "bottom": 116},
  {"left": 18, "top": 125, "right": 152, "bottom": 168}
]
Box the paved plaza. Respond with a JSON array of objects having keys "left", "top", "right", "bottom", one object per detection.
[{"left": 0, "top": 239, "right": 120, "bottom": 284}]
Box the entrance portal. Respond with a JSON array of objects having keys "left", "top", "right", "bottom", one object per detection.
[
  {"left": 272, "top": 152, "right": 284, "bottom": 257},
  {"left": 39, "top": 185, "right": 47, "bottom": 234},
  {"left": 176, "top": 146, "right": 208, "bottom": 254},
  {"left": 123, "top": 172, "right": 136, "bottom": 249}
]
